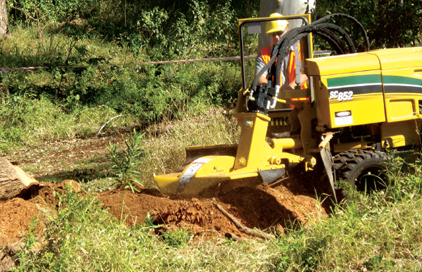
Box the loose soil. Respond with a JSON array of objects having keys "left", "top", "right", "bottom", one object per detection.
[
  {"left": 0, "top": 181, "right": 80, "bottom": 248},
  {"left": 98, "top": 175, "right": 331, "bottom": 240},
  {"left": 0, "top": 135, "right": 335, "bottom": 247},
  {"left": 0, "top": 198, "right": 39, "bottom": 247}
]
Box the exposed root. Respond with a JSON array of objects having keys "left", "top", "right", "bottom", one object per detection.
[{"left": 212, "top": 197, "right": 275, "bottom": 240}]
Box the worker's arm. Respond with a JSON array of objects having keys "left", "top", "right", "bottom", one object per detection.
[
  {"left": 257, "top": 74, "right": 268, "bottom": 85},
  {"left": 255, "top": 53, "right": 269, "bottom": 86}
]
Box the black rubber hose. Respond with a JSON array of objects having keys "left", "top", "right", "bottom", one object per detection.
[
  {"left": 251, "top": 35, "right": 287, "bottom": 89},
  {"left": 313, "top": 30, "right": 346, "bottom": 54},
  {"left": 285, "top": 25, "right": 348, "bottom": 54},
  {"left": 252, "top": 31, "right": 335, "bottom": 90},
  {"left": 251, "top": 25, "right": 316, "bottom": 90},
  {"left": 251, "top": 16, "right": 367, "bottom": 90},
  {"left": 315, "top": 23, "right": 357, "bottom": 53},
  {"left": 313, "top": 13, "right": 370, "bottom": 51},
  {"left": 285, "top": 22, "right": 356, "bottom": 54}
]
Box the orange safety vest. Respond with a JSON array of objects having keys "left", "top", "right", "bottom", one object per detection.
[{"left": 259, "top": 44, "right": 307, "bottom": 89}]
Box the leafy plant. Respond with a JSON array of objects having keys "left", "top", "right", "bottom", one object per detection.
[
  {"left": 9, "top": 0, "right": 99, "bottom": 25},
  {"left": 108, "top": 129, "right": 147, "bottom": 220}
]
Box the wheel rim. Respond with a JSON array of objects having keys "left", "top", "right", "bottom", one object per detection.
[{"left": 355, "top": 165, "right": 387, "bottom": 192}]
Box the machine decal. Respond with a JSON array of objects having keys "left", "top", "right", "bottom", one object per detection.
[
  {"left": 329, "top": 90, "right": 353, "bottom": 101},
  {"left": 327, "top": 74, "right": 382, "bottom": 87},
  {"left": 327, "top": 83, "right": 382, "bottom": 95},
  {"left": 327, "top": 75, "right": 383, "bottom": 98},
  {"left": 177, "top": 158, "right": 211, "bottom": 193},
  {"left": 334, "top": 110, "right": 353, "bottom": 126},
  {"left": 383, "top": 76, "right": 422, "bottom": 93}
]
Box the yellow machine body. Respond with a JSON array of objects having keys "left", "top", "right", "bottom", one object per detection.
[
  {"left": 156, "top": 112, "right": 315, "bottom": 195},
  {"left": 307, "top": 47, "right": 422, "bottom": 149},
  {"left": 154, "top": 14, "right": 422, "bottom": 196}
]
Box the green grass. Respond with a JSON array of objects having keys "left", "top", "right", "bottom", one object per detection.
[
  {"left": 15, "top": 178, "right": 422, "bottom": 271},
  {"left": 11, "top": 128, "right": 422, "bottom": 271},
  {"left": 0, "top": 95, "right": 136, "bottom": 154},
  {"left": 141, "top": 109, "right": 239, "bottom": 188},
  {"left": 2, "top": 108, "right": 239, "bottom": 194},
  {"left": 0, "top": 21, "right": 242, "bottom": 156}
]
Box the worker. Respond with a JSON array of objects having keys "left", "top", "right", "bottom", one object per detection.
[{"left": 255, "top": 13, "right": 308, "bottom": 90}]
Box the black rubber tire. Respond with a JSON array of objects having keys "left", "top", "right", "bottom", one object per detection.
[{"left": 333, "top": 150, "right": 388, "bottom": 193}]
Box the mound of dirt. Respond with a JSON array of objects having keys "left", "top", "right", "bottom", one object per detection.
[
  {"left": 0, "top": 181, "right": 80, "bottom": 248},
  {"left": 0, "top": 198, "right": 40, "bottom": 247},
  {"left": 97, "top": 189, "right": 243, "bottom": 238},
  {"left": 98, "top": 174, "right": 331, "bottom": 240},
  {"left": 1, "top": 172, "right": 333, "bottom": 246}
]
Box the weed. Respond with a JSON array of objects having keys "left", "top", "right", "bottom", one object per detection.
[
  {"left": 161, "top": 227, "right": 194, "bottom": 247},
  {"left": 109, "top": 129, "right": 147, "bottom": 220},
  {"left": 382, "top": 153, "right": 422, "bottom": 202},
  {"left": 272, "top": 231, "right": 327, "bottom": 271},
  {"left": 365, "top": 254, "right": 396, "bottom": 270}
]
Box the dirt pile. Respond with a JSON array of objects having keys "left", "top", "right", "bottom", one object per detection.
[
  {"left": 0, "top": 181, "right": 80, "bottom": 248},
  {"left": 0, "top": 198, "right": 40, "bottom": 247},
  {"left": 1, "top": 173, "right": 333, "bottom": 247},
  {"left": 98, "top": 174, "right": 332, "bottom": 239},
  {"left": 98, "top": 189, "right": 243, "bottom": 238}
]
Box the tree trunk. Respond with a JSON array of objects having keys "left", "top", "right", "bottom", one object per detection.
[
  {"left": 258, "top": 0, "right": 316, "bottom": 51},
  {"left": 0, "top": 159, "right": 38, "bottom": 200},
  {"left": 0, "top": 0, "right": 9, "bottom": 38}
]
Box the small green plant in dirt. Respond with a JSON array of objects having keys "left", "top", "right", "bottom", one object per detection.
[{"left": 108, "top": 129, "right": 147, "bottom": 220}]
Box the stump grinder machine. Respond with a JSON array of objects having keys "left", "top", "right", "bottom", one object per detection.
[{"left": 154, "top": 14, "right": 422, "bottom": 201}]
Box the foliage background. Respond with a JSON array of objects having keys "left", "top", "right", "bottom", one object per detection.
[
  {"left": 1, "top": 0, "right": 422, "bottom": 151},
  {"left": 316, "top": 0, "right": 422, "bottom": 49}
]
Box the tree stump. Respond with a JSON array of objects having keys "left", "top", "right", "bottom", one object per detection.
[{"left": 0, "top": 159, "right": 38, "bottom": 200}]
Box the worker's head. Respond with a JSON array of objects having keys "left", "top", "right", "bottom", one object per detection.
[{"left": 265, "top": 13, "right": 289, "bottom": 45}]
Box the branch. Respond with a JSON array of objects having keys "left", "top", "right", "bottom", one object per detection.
[
  {"left": 95, "top": 115, "right": 122, "bottom": 138},
  {"left": 212, "top": 197, "right": 275, "bottom": 240}
]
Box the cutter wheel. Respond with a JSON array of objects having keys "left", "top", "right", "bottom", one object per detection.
[{"left": 154, "top": 111, "right": 317, "bottom": 195}]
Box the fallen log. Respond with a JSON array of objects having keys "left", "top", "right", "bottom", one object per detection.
[{"left": 0, "top": 158, "right": 38, "bottom": 200}]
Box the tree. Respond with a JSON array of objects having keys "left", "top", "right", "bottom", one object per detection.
[
  {"left": 0, "top": 0, "right": 9, "bottom": 38},
  {"left": 315, "top": 0, "right": 422, "bottom": 49},
  {"left": 258, "top": 0, "right": 316, "bottom": 50}
]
